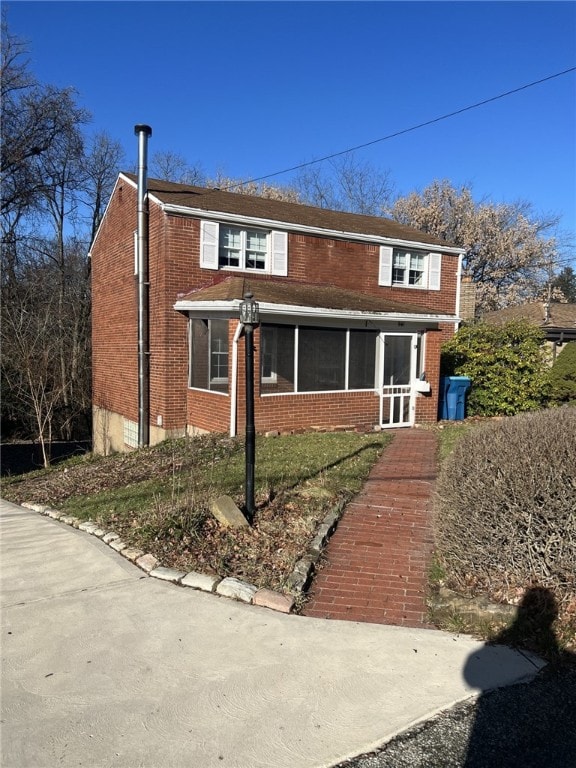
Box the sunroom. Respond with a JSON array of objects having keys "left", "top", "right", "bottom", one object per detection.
[{"left": 174, "top": 276, "right": 456, "bottom": 435}]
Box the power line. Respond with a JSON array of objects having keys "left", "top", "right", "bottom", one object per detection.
[{"left": 224, "top": 67, "right": 576, "bottom": 191}]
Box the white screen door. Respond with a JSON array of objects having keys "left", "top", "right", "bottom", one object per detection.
[{"left": 379, "top": 333, "right": 417, "bottom": 427}]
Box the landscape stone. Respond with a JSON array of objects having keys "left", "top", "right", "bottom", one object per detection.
[
  {"left": 149, "top": 566, "right": 186, "bottom": 583},
  {"left": 102, "top": 532, "right": 120, "bottom": 543},
  {"left": 60, "top": 516, "right": 79, "bottom": 526},
  {"left": 78, "top": 522, "right": 99, "bottom": 533},
  {"left": 121, "top": 547, "right": 145, "bottom": 562},
  {"left": 216, "top": 577, "right": 257, "bottom": 603},
  {"left": 253, "top": 589, "right": 295, "bottom": 613},
  {"left": 136, "top": 553, "right": 160, "bottom": 572},
  {"left": 109, "top": 539, "right": 127, "bottom": 552},
  {"left": 180, "top": 572, "right": 221, "bottom": 592},
  {"left": 209, "top": 495, "right": 249, "bottom": 528},
  {"left": 22, "top": 503, "right": 48, "bottom": 513}
]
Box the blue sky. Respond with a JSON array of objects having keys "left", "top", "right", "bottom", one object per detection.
[{"left": 6, "top": 1, "right": 576, "bottom": 261}]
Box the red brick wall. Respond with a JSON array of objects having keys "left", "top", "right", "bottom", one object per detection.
[
  {"left": 287, "top": 232, "right": 459, "bottom": 315},
  {"left": 92, "top": 180, "right": 139, "bottom": 422},
  {"left": 92, "top": 184, "right": 191, "bottom": 434}
]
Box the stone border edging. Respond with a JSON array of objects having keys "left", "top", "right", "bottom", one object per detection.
[
  {"left": 20, "top": 500, "right": 346, "bottom": 616},
  {"left": 427, "top": 586, "right": 517, "bottom": 627}
]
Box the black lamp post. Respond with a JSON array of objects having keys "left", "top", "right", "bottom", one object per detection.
[{"left": 239, "top": 291, "right": 260, "bottom": 521}]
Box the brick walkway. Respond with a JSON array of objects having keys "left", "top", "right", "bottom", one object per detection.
[{"left": 302, "top": 429, "right": 438, "bottom": 628}]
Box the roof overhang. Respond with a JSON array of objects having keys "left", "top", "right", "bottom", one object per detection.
[
  {"left": 159, "top": 201, "right": 465, "bottom": 255},
  {"left": 174, "top": 297, "right": 456, "bottom": 325}
]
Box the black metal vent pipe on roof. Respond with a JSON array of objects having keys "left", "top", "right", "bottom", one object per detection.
[{"left": 135, "top": 124, "right": 152, "bottom": 448}]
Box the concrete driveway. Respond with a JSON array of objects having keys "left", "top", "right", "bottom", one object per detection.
[{"left": 0, "top": 500, "right": 545, "bottom": 768}]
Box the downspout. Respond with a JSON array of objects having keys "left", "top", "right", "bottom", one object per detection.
[
  {"left": 455, "top": 252, "right": 464, "bottom": 331},
  {"left": 230, "top": 320, "right": 243, "bottom": 437},
  {"left": 135, "top": 124, "right": 152, "bottom": 447}
]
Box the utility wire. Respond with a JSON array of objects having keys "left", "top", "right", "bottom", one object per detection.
[{"left": 224, "top": 67, "right": 576, "bottom": 191}]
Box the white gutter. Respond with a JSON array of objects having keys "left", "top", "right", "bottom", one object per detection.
[
  {"left": 161, "top": 202, "right": 466, "bottom": 256},
  {"left": 454, "top": 252, "right": 464, "bottom": 331},
  {"left": 230, "top": 321, "right": 243, "bottom": 437},
  {"left": 174, "top": 299, "right": 457, "bottom": 325}
]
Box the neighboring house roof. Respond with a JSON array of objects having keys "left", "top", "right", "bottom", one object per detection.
[
  {"left": 120, "top": 173, "right": 462, "bottom": 252},
  {"left": 482, "top": 302, "right": 576, "bottom": 342},
  {"left": 174, "top": 275, "right": 456, "bottom": 322}
]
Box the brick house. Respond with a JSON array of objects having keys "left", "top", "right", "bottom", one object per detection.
[{"left": 90, "top": 173, "right": 465, "bottom": 454}]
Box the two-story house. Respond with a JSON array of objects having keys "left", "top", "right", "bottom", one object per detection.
[{"left": 90, "top": 173, "right": 465, "bottom": 454}]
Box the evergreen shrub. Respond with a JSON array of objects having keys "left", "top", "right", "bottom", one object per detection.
[
  {"left": 441, "top": 320, "right": 549, "bottom": 416},
  {"left": 548, "top": 341, "right": 576, "bottom": 405}
]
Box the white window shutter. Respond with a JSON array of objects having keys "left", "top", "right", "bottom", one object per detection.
[
  {"left": 271, "top": 230, "right": 288, "bottom": 276},
  {"left": 200, "top": 220, "right": 219, "bottom": 269},
  {"left": 428, "top": 253, "right": 442, "bottom": 290},
  {"left": 379, "top": 246, "right": 393, "bottom": 286}
]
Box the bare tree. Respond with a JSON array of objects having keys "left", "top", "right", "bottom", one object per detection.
[
  {"left": 0, "top": 17, "right": 90, "bottom": 230},
  {"left": 295, "top": 154, "right": 395, "bottom": 215},
  {"left": 0, "top": 15, "right": 100, "bottom": 445},
  {"left": 83, "top": 131, "right": 125, "bottom": 245},
  {"left": 208, "top": 171, "right": 301, "bottom": 202},
  {"left": 150, "top": 150, "right": 205, "bottom": 186},
  {"left": 1, "top": 283, "right": 65, "bottom": 466}
]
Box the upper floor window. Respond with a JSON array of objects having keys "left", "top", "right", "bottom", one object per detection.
[
  {"left": 392, "top": 250, "right": 426, "bottom": 286},
  {"left": 200, "top": 220, "right": 288, "bottom": 276},
  {"left": 219, "top": 226, "right": 268, "bottom": 270},
  {"left": 379, "top": 246, "right": 441, "bottom": 291}
]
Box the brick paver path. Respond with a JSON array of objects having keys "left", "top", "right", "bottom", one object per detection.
[{"left": 302, "top": 429, "right": 438, "bottom": 628}]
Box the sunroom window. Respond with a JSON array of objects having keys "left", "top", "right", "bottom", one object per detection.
[
  {"left": 260, "top": 324, "right": 378, "bottom": 394},
  {"left": 189, "top": 318, "right": 229, "bottom": 393}
]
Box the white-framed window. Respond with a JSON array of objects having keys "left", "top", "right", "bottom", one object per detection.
[
  {"left": 392, "top": 250, "right": 426, "bottom": 286},
  {"left": 260, "top": 326, "right": 278, "bottom": 382},
  {"left": 219, "top": 226, "right": 268, "bottom": 270},
  {"left": 200, "top": 220, "right": 288, "bottom": 275},
  {"left": 189, "top": 318, "right": 229, "bottom": 393},
  {"left": 379, "top": 246, "right": 442, "bottom": 290}
]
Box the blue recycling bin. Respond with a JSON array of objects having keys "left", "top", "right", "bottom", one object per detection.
[{"left": 439, "top": 376, "right": 471, "bottom": 420}]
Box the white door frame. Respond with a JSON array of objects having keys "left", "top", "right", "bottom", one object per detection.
[{"left": 378, "top": 332, "right": 418, "bottom": 428}]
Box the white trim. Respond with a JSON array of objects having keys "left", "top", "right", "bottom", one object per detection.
[
  {"left": 161, "top": 202, "right": 465, "bottom": 255},
  {"left": 174, "top": 298, "right": 456, "bottom": 324},
  {"left": 90, "top": 174, "right": 133, "bottom": 256},
  {"left": 187, "top": 386, "right": 228, "bottom": 397},
  {"left": 230, "top": 321, "right": 243, "bottom": 437},
  {"left": 455, "top": 252, "right": 464, "bottom": 331}
]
